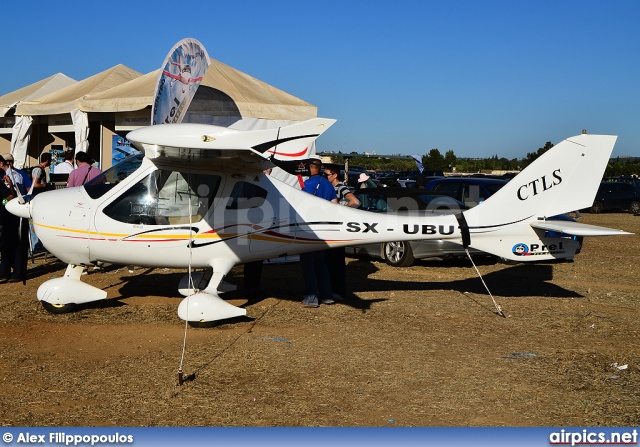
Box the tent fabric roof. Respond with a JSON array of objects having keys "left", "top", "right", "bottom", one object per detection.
[
  {"left": 78, "top": 58, "right": 317, "bottom": 121},
  {"left": 199, "top": 58, "right": 317, "bottom": 120},
  {"left": 16, "top": 64, "right": 142, "bottom": 116},
  {"left": 77, "top": 69, "right": 161, "bottom": 113},
  {"left": 0, "top": 73, "right": 77, "bottom": 117}
]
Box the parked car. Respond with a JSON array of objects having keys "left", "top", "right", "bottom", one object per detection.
[
  {"left": 602, "top": 176, "right": 640, "bottom": 192},
  {"left": 588, "top": 182, "right": 640, "bottom": 214},
  {"left": 396, "top": 170, "right": 445, "bottom": 188},
  {"left": 348, "top": 180, "right": 583, "bottom": 266},
  {"left": 345, "top": 187, "right": 484, "bottom": 267},
  {"left": 375, "top": 171, "right": 402, "bottom": 188},
  {"left": 424, "top": 177, "right": 508, "bottom": 208},
  {"left": 398, "top": 176, "right": 445, "bottom": 189}
]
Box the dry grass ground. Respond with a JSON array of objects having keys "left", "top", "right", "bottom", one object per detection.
[{"left": 0, "top": 213, "right": 638, "bottom": 427}]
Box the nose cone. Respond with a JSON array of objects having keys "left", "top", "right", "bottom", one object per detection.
[{"left": 6, "top": 197, "right": 32, "bottom": 219}]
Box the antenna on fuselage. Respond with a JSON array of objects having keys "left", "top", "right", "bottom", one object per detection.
[{"left": 268, "top": 127, "right": 282, "bottom": 162}]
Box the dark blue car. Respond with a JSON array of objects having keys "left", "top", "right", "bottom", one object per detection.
[
  {"left": 589, "top": 182, "right": 640, "bottom": 214},
  {"left": 424, "top": 177, "right": 507, "bottom": 208}
]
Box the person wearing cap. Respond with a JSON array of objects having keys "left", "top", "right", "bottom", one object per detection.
[
  {"left": 357, "top": 172, "right": 371, "bottom": 189},
  {"left": 298, "top": 159, "right": 337, "bottom": 308},
  {"left": 54, "top": 150, "right": 75, "bottom": 174},
  {"left": 323, "top": 165, "right": 360, "bottom": 301},
  {"left": 2, "top": 153, "right": 27, "bottom": 195},
  {"left": 0, "top": 155, "right": 23, "bottom": 282},
  {"left": 67, "top": 151, "right": 102, "bottom": 187}
]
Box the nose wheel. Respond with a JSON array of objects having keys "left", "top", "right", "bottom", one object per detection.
[{"left": 41, "top": 301, "right": 76, "bottom": 314}]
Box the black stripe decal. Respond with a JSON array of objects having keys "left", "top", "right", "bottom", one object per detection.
[{"left": 252, "top": 134, "right": 320, "bottom": 153}]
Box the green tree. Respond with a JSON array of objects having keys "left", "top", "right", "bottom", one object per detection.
[
  {"left": 522, "top": 141, "right": 554, "bottom": 168},
  {"left": 444, "top": 150, "right": 456, "bottom": 171},
  {"left": 425, "top": 148, "right": 447, "bottom": 171}
]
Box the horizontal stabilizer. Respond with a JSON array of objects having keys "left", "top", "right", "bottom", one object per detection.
[{"left": 530, "top": 220, "right": 632, "bottom": 236}]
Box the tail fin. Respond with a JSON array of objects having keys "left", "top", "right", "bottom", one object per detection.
[
  {"left": 461, "top": 133, "right": 624, "bottom": 261},
  {"left": 465, "top": 134, "right": 617, "bottom": 227}
]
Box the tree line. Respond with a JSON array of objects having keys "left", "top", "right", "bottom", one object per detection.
[{"left": 329, "top": 142, "right": 639, "bottom": 177}]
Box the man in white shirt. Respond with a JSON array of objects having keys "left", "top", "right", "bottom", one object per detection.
[
  {"left": 54, "top": 150, "right": 75, "bottom": 174},
  {"left": 2, "top": 153, "right": 26, "bottom": 195}
]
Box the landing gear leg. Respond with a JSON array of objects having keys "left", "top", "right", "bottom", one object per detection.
[
  {"left": 37, "top": 264, "right": 108, "bottom": 314},
  {"left": 177, "top": 260, "right": 246, "bottom": 323}
]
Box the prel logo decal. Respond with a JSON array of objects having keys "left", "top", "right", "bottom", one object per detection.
[
  {"left": 512, "top": 241, "right": 566, "bottom": 256},
  {"left": 512, "top": 243, "right": 530, "bottom": 256}
]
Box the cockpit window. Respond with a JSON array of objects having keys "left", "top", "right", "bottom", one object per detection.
[
  {"left": 225, "top": 182, "right": 267, "bottom": 210},
  {"left": 103, "top": 168, "right": 221, "bottom": 225},
  {"left": 84, "top": 154, "right": 144, "bottom": 200}
]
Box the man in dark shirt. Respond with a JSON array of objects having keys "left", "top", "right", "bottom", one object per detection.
[
  {"left": 299, "top": 159, "right": 337, "bottom": 307},
  {"left": 0, "top": 155, "right": 22, "bottom": 282}
]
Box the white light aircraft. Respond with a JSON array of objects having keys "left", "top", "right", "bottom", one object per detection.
[{"left": 6, "top": 123, "right": 630, "bottom": 323}]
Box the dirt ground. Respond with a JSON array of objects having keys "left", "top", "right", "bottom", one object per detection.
[{"left": 0, "top": 213, "right": 638, "bottom": 427}]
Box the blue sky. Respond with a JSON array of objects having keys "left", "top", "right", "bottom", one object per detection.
[{"left": 3, "top": 0, "right": 639, "bottom": 159}]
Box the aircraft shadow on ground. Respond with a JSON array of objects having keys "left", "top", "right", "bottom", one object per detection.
[
  {"left": 342, "top": 258, "right": 582, "bottom": 298},
  {"left": 242, "top": 257, "right": 582, "bottom": 313},
  {"left": 26, "top": 256, "right": 581, "bottom": 317}
]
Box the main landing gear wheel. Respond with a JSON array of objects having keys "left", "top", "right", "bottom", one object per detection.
[
  {"left": 383, "top": 241, "right": 415, "bottom": 267},
  {"left": 187, "top": 320, "right": 218, "bottom": 328},
  {"left": 41, "top": 301, "right": 76, "bottom": 314}
]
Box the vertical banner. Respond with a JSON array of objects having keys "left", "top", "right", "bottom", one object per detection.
[
  {"left": 411, "top": 154, "right": 424, "bottom": 173},
  {"left": 152, "top": 38, "right": 210, "bottom": 125}
]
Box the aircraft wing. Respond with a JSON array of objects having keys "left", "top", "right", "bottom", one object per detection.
[
  {"left": 530, "top": 220, "right": 633, "bottom": 236},
  {"left": 126, "top": 118, "right": 336, "bottom": 161}
]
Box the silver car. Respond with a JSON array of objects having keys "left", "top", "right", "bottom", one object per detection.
[{"left": 345, "top": 188, "right": 484, "bottom": 267}]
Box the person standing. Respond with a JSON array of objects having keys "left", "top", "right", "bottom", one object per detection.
[
  {"left": 54, "top": 150, "right": 75, "bottom": 174},
  {"left": 0, "top": 155, "right": 22, "bottom": 282},
  {"left": 2, "top": 153, "right": 27, "bottom": 195},
  {"left": 299, "top": 159, "right": 337, "bottom": 308},
  {"left": 324, "top": 166, "right": 360, "bottom": 208},
  {"left": 30, "top": 152, "right": 52, "bottom": 195},
  {"left": 323, "top": 165, "right": 360, "bottom": 300},
  {"left": 243, "top": 260, "right": 265, "bottom": 300},
  {"left": 67, "top": 152, "right": 102, "bottom": 187}
]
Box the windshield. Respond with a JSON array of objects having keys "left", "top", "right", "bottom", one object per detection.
[
  {"left": 103, "top": 169, "right": 221, "bottom": 225},
  {"left": 84, "top": 155, "right": 144, "bottom": 199}
]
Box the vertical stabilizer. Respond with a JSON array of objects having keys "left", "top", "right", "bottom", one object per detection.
[{"left": 464, "top": 134, "right": 617, "bottom": 228}]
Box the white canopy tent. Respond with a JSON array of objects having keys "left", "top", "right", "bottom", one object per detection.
[
  {"left": 77, "top": 58, "right": 317, "bottom": 124},
  {"left": 9, "top": 116, "right": 33, "bottom": 168},
  {"left": 0, "top": 73, "right": 77, "bottom": 168},
  {"left": 0, "top": 73, "right": 77, "bottom": 117},
  {"left": 70, "top": 108, "right": 89, "bottom": 153},
  {"left": 16, "top": 64, "right": 142, "bottom": 116},
  {"left": 77, "top": 58, "right": 320, "bottom": 155},
  {"left": 16, "top": 64, "right": 143, "bottom": 157},
  {"left": 9, "top": 57, "right": 320, "bottom": 166}
]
